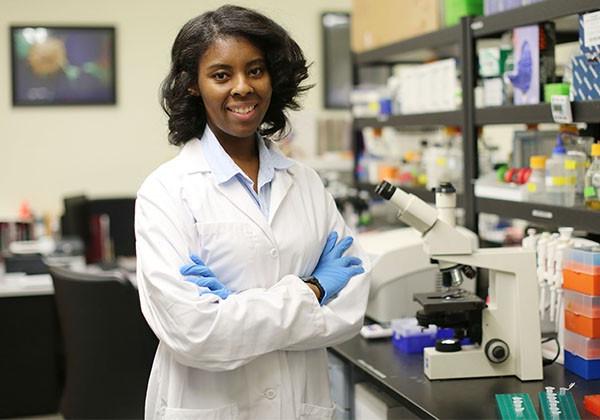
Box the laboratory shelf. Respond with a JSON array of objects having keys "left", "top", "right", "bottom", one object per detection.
[
  {"left": 352, "top": 3, "right": 600, "bottom": 235},
  {"left": 476, "top": 198, "right": 600, "bottom": 231},
  {"left": 355, "top": 110, "right": 463, "bottom": 128},
  {"left": 475, "top": 101, "right": 600, "bottom": 125},
  {"left": 471, "top": 0, "right": 599, "bottom": 37},
  {"left": 354, "top": 25, "right": 462, "bottom": 65}
]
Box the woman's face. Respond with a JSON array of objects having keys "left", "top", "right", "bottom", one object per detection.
[{"left": 195, "top": 36, "right": 272, "bottom": 142}]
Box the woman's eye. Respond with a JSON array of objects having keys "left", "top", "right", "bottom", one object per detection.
[
  {"left": 212, "top": 72, "right": 229, "bottom": 81},
  {"left": 249, "top": 67, "right": 264, "bottom": 77}
]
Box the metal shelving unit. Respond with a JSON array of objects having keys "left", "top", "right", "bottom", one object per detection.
[
  {"left": 475, "top": 102, "right": 600, "bottom": 125},
  {"left": 352, "top": 18, "right": 473, "bottom": 227},
  {"left": 352, "top": 0, "right": 600, "bottom": 234},
  {"left": 355, "top": 110, "right": 462, "bottom": 129},
  {"left": 471, "top": 0, "right": 599, "bottom": 37},
  {"left": 355, "top": 26, "right": 461, "bottom": 65},
  {"left": 477, "top": 199, "right": 599, "bottom": 232},
  {"left": 469, "top": 0, "right": 600, "bottom": 231}
]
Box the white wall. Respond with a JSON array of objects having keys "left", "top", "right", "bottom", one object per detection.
[{"left": 0, "top": 0, "right": 350, "bottom": 218}]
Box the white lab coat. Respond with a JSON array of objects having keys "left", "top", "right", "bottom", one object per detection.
[{"left": 135, "top": 136, "right": 370, "bottom": 420}]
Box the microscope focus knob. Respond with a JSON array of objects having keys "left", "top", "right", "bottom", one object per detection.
[{"left": 485, "top": 339, "right": 510, "bottom": 364}]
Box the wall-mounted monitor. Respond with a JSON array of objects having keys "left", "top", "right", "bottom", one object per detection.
[{"left": 10, "top": 26, "right": 116, "bottom": 106}]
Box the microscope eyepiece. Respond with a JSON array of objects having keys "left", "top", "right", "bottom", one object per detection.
[
  {"left": 375, "top": 181, "right": 395, "bottom": 200},
  {"left": 434, "top": 182, "right": 456, "bottom": 193}
]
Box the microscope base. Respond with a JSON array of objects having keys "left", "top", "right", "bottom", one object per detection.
[{"left": 424, "top": 346, "right": 543, "bottom": 381}]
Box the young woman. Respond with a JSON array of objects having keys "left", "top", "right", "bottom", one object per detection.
[{"left": 135, "top": 5, "right": 370, "bottom": 419}]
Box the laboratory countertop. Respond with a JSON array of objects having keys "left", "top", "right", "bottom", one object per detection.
[
  {"left": 330, "top": 335, "right": 600, "bottom": 419},
  {"left": 0, "top": 264, "right": 136, "bottom": 298},
  {"left": 0, "top": 273, "right": 54, "bottom": 297}
]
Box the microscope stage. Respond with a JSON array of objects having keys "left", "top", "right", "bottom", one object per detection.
[{"left": 413, "top": 290, "right": 486, "bottom": 313}]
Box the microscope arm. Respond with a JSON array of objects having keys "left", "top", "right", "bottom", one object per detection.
[{"left": 375, "top": 181, "right": 473, "bottom": 256}]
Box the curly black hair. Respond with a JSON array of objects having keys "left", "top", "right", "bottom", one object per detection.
[{"left": 160, "top": 5, "right": 312, "bottom": 146}]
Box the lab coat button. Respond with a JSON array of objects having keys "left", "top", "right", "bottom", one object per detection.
[
  {"left": 269, "top": 248, "right": 278, "bottom": 258},
  {"left": 264, "top": 388, "right": 277, "bottom": 399}
]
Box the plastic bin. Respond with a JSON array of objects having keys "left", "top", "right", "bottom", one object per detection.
[
  {"left": 392, "top": 334, "right": 435, "bottom": 354},
  {"left": 564, "top": 247, "right": 600, "bottom": 275},
  {"left": 391, "top": 318, "right": 437, "bottom": 354},
  {"left": 564, "top": 329, "right": 600, "bottom": 359},
  {"left": 563, "top": 268, "right": 600, "bottom": 296},
  {"left": 565, "top": 350, "right": 600, "bottom": 380},
  {"left": 564, "top": 289, "right": 600, "bottom": 318},
  {"left": 565, "top": 310, "right": 600, "bottom": 338}
]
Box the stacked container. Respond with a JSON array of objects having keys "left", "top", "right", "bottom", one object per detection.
[{"left": 563, "top": 247, "right": 600, "bottom": 379}]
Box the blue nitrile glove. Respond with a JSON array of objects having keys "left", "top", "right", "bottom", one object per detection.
[
  {"left": 180, "top": 255, "right": 232, "bottom": 300},
  {"left": 312, "top": 231, "right": 365, "bottom": 305}
]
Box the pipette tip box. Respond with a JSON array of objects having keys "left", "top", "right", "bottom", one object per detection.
[
  {"left": 538, "top": 390, "right": 580, "bottom": 420},
  {"left": 496, "top": 393, "right": 538, "bottom": 420}
]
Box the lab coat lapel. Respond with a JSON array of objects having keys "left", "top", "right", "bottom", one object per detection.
[
  {"left": 269, "top": 169, "right": 295, "bottom": 225},
  {"left": 214, "top": 180, "right": 274, "bottom": 242}
]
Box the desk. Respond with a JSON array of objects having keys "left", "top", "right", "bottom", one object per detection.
[
  {"left": 331, "top": 335, "right": 600, "bottom": 419},
  {"left": 0, "top": 273, "right": 54, "bottom": 297}
]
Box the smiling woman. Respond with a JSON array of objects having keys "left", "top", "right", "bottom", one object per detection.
[
  {"left": 135, "top": 5, "right": 370, "bottom": 420},
  {"left": 194, "top": 36, "right": 273, "bottom": 155},
  {"left": 160, "top": 5, "right": 311, "bottom": 146}
]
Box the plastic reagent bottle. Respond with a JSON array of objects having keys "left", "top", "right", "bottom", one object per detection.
[
  {"left": 526, "top": 155, "right": 547, "bottom": 203},
  {"left": 585, "top": 143, "right": 600, "bottom": 210},
  {"left": 546, "top": 136, "right": 575, "bottom": 207}
]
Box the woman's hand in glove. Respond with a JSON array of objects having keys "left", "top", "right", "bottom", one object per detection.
[
  {"left": 312, "top": 231, "right": 364, "bottom": 305},
  {"left": 180, "top": 255, "right": 232, "bottom": 300}
]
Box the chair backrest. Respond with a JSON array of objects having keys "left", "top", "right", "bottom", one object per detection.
[{"left": 49, "top": 266, "right": 157, "bottom": 419}]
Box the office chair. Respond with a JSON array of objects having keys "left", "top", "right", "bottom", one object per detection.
[{"left": 49, "top": 266, "right": 157, "bottom": 419}]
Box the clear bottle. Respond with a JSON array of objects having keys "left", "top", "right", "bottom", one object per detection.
[
  {"left": 545, "top": 136, "right": 575, "bottom": 207},
  {"left": 566, "top": 150, "right": 586, "bottom": 205},
  {"left": 526, "top": 155, "right": 547, "bottom": 203},
  {"left": 585, "top": 143, "right": 600, "bottom": 210}
]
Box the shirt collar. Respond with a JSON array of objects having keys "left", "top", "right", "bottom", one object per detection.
[
  {"left": 200, "top": 127, "right": 240, "bottom": 184},
  {"left": 199, "top": 126, "right": 294, "bottom": 186}
]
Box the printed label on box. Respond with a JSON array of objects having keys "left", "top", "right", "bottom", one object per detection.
[{"left": 584, "top": 11, "right": 600, "bottom": 48}]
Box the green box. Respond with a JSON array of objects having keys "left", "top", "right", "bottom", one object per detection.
[
  {"left": 444, "top": 0, "right": 484, "bottom": 27},
  {"left": 544, "top": 83, "right": 570, "bottom": 103},
  {"left": 479, "top": 47, "right": 512, "bottom": 78}
]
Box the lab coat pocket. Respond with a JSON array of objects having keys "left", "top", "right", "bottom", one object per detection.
[
  {"left": 298, "top": 403, "right": 335, "bottom": 420},
  {"left": 162, "top": 403, "right": 239, "bottom": 420},
  {"left": 194, "top": 222, "right": 257, "bottom": 289},
  {"left": 196, "top": 222, "right": 257, "bottom": 252}
]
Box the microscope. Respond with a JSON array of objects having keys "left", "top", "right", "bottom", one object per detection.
[{"left": 375, "top": 181, "right": 543, "bottom": 381}]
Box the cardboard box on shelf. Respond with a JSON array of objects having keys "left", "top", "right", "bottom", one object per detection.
[
  {"left": 572, "top": 55, "right": 600, "bottom": 101},
  {"left": 351, "top": 0, "right": 441, "bottom": 53},
  {"left": 579, "top": 11, "right": 600, "bottom": 62}
]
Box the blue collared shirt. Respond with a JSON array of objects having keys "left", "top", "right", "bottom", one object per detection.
[{"left": 199, "top": 127, "right": 294, "bottom": 219}]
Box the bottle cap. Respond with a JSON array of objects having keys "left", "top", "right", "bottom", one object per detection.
[
  {"left": 530, "top": 155, "right": 547, "bottom": 169},
  {"left": 553, "top": 135, "right": 566, "bottom": 155}
]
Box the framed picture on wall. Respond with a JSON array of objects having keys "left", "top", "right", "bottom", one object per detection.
[{"left": 10, "top": 26, "right": 116, "bottom": 106}]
